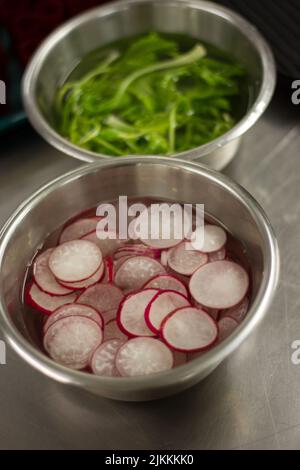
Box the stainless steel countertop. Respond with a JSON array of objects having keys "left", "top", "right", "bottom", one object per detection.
[{"left": 0, "top": 88, "right": 300, "bottom": 450}]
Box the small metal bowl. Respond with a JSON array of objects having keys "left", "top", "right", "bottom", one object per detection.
[
  {"left": 22, "top": 0, "right": 276, "bottom": 170},
  {"left": 0, "top": 157, "right": 279, "bottom": 401}
]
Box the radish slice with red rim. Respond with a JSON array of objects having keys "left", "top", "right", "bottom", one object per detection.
[
  {"left": 219, "top": 296, "right": 249, "bottom": 323},
  {"left": 81, "top": 230, "right": 123, "bottom": 257},
  {"left": 190, "top": 225, "right": 227, "bottom": 253},
  {"left": 104, "top": 319, "right": 128, "bottom": 342},
  {"left": 161, "top": 307, "right": 218, "bottom": 352},
  {"left": 116, "top": 337, "right": 173, "bottom": 377},
  {"left": 143, "top": 274, "right": 188, "bottom": 297},
  {"left": 117, "top": 288, "right": 159, "bottom": 337},
  {"left": 33, "top": 249, "right": 74, "bottom": 296},
  {"left": 60, "top": 262, "right": 104, "bottom": 290},
  {"left": 168, "top": 241, "right": 208, "bottom": 276},
  {"left": 145, "top": 289, "right": 191, "bottom": 334},
  {"left": 114, "top": 256, "right": 165, "bottom": 292},
  {"left": 26, "top": 282, "right": 78, "bottom": 315},
  {"left": 208, "top": 246, "right": 226, "bottom": 262},
  {"left": 44, "top": 315, "right": 103, "bottom": 370},
  {"left": 43, "top": 303, "right": 104, "bottom": 333},
  {"left": 91, "top": 339, "right": 125, "bottom": 377},
  {"left": 160, "top": 251, "right": 168, "bottom": 266},
  {"left": 189, "top": 260, "right": 249, "bottom": 309},
  {"left": 218, "top": 317, "right": 239, "bottom": 342},
  {"left": 77, "top": 283, "right": 124, "bottom": 314},
  {"left": 49, "top": 240, "right": 102, "bottom": 283},
  {"left": 59, "top": 218, "right": 100, "bottom": 244}
]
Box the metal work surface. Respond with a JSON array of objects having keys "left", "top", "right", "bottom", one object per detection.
[{"left": 0, "top": 88, "right": 299, "bottom": 450}]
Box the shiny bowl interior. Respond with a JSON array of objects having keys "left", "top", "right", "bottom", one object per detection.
[
  {"left": 0, "top": 157, "right": 279, "bottom": 401},
  {"left": 22, "top": 0, "right": 276, "bottom": 169}
]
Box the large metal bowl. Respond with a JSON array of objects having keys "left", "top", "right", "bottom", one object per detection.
[
  {"left": 0, "top": 157, "right": 279, "bottom": 401},
  {"left": 22, "top": 0, "right": 276, "bottom": 170}
]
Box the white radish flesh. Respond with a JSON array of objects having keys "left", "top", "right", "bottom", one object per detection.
[
  {"left": 208, "top": 246, "right": 226, "bottom": 262},
  {"left": 168, "top": 241, "right": 208, "bottom": 275},
  {"left": 26, "top": 283, "right": 77, "bottom": 315},
  {"left": 59, "top": 218, "right": 100, "bottom": 244},
  {"left": 82, "top": 230, "right": 123, "bottom": 257},
  {"left": 191, "top": 224, "right": 227, "bottom": 253},
  {"left": 91, "top": 339, "right": 125, "bottom": 377},
  {"left": 189, "top": 260, "right": 249, "bottom": 309},
  {"left": 104, "top": 319, "right": 128, "bottom": 342},
  {"left": 114, "top": 256, "right": 165, "bottom": 292},
  {"left": 145, "top": 290, "right": 191, "bottom": 333},
  {"left": 117, "top": 289, "right": 159, "bottom": 337},
  {"left": 60, "top": 262, "right": 104, "bottom": 290},
  {"left": 143, "top": 274, "right": 188, "bottom": 297},
  {"left": 44, "top": 303, "right": 104, "bottom": 333},
  {"left": 218, "top": 317, "right": 239, "bottom": 342},
  {"left": 33, "top": 249, "right": 74, "bottom": 296},
  {"left": 77, "top": 283, "right": 124, "bottom": 314},
  {"left": 219, "top": 296, "right": 249, "bottom": 323},
  {"left": 116, "top": 337, "right": 173, "bottom": 377},
  {"left": 49, "top": 240, "right": 102, "bottom": 283},
  {"left": 44, "top": 316, "right": 103, "bottom": 369},
  {"left": 162, "top": 307, "right": 218, "bottom": 352}
]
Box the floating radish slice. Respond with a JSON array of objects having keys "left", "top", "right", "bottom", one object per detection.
[
  {"left": 116, "top": 337, "right": 173, "bottom": 377},
  {"left": 160, "top": 251, "right": 168, "bottom": 266},
  {"left": 33, "top": 249, "right": 74, "bottom": 296},
  {"left": 191, "top": 224, "right": 227, "bottom": 253},
  {"left": 101, "top": 257, "right": 115, "bottom": 283},
  {"left": 219, "top": 296, "right": 249, "bottom": 323},
  {"left": 173, "top": 351, "right": 188, "bottom": 367},
  {"left": 26, "top": 283, "right": 78, "bottom": 315},
  {"left": 60, "top": 262, "right": 104, "bottom": 290},
  {"left": 59, "top": 217, "right": 100, "bottom": 244},
  {"left": 101, "top": 308, "right": 118, "bottom": 324},
  {"left": 117, "top": 288, "right": 159, "bottom": 337},
  {"left": 218, "top": 317, "right": 239, "bottom": 342},
  {"left": 189, "top": 260, "right": 249, "bottom": 309},
  {"left": 82, "top": 230, "right": 123, "bottom": 257},
  {"left": 43, "top": 303, "right": 104, "bottom": 333},
  {"left": 208, "top": 246, "right": 226, "bottom": 262},
  {"left": 143, "top": 274, "right": 188, "bottom": 297},
  {"left": 91, "top": 339, "right": 125, "bottom": 377},
  {"left": 77, "top": 283, "right": 124, "bottom": 314},
  {"left": 114, "top": 255, "right": 133, "bottom": 273},
  {"left": 44, "top": 316, "right": 103, "bottom": 370},
  {"left": 114, "top": 256, "right": 165, "bottom": 292},
  {"left": 167, "top": 241, "right": 208, "bottom": 275},
  {"left": 133, "top": 206, "right": 184, "bottom": 249},
  {"left": 145, "top": 290, "right": 191, "bottom": 333},
  {"left": 104, "top": 319, "right": 128, "bottom": 341},
  {"left": 161, "top": 307, "right": 218, "bottom": 352},
  {"left": 49, "top": 240, "right": 102, "bottom": 283}
]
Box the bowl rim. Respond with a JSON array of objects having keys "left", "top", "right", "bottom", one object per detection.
[
  {"left": 0, "top": 157, "right": 280, "bottom": 391},
  {"left": 22, "top": 0, "right": 276, "bottom": 164}
]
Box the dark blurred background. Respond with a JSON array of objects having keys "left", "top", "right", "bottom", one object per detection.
[{"left": 0, "top": 0, "right": 299, "bottom": 130}]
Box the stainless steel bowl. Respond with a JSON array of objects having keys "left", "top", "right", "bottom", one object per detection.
[
  {"left": 0, "top": 157, "right": 279, "bottom": 401},
  {"left": 22, "top": 0, "right": 276, "bottom": 170}
]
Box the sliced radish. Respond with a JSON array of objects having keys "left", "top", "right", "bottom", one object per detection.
[
  {"left": 145, "top": 290, "right": 191, "bottom": 333},
  {"left": 115, "top": 244, "right": 160, "bottom": 260},
  {"left": 77, "top": 283, "right": 124, "bottom": 314},
  {"left": 218, "top": 317, "right": 239, "bottom": 342},
  {"left": 116, "top": 337, "right": 173, "bottom": 377},
  {"left": 134, "top": 206, "right": 184, "bottom": 249},
  {"left": 168, "top": 241, "right": 208, "bottom": 275},
  {"left": 44, "top": 315, "right": 103, "bottom": 370},
  {"left": 161, "top": 307, "right": 218, "bottom": 352},
  {"left": 219, "top": 296, "right": 249, "bottom": 323},
  {"left": 190, "top": 224, "right": 227, "bottom": 253},
  {"left": 173, "top": 351, "right": 188, "bottom": 367},
  {"left": 208, "top": 246, "right": 226, "bottom": 262},
  {"left": 114, "top": 256, "right": 165, "bottom": 292},
  {"left": 143, "top": 274, "right": 188, "bottom": 297},
  {"left": 82, "top": 230, "right": 123, "bottom": 257},
  {"left": 189, "top": 260, "right": 249, "bottom": 309},
  {"left": 33, "top": 249, "right": 74, "bottom": 296},
  {"left": 160, "top": 251, "right": 168, "bottom": 266},
  {"left": 59, "top": 217, "right": 100, "bottom": 244},
  {"left": 49, "top": 240, "right": 102, "bottom": 283},
  {"left": 104, "top": 319, "right": 128, "bottom": 341},
  {"left": 91, "top": 339, "right": 125, "bottom": 377},
  {"left": 102, "top": 257, "right": 114, "bottom": 283},
  {"left": 102, "top": 308, "right": 119, "bottom": 324},
  {"left": 117, "top": 288, "right": 159, "bottom": 337},
  {"left": 60, "top": 262, "right": 104, "bottom": 290},
  {"left": 114, "top": 255, "right": 133, "bottom": 274},
  {"left": 26, "top": 282, "right": 78, "bottom": 315},
  {"left": 43, "top": 303, "right": 104, "bottom": 333}
]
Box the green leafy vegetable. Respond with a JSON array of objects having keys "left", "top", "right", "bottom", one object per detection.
[{"left": 54, "top": 33, "right": 246, "bottom": 156}]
